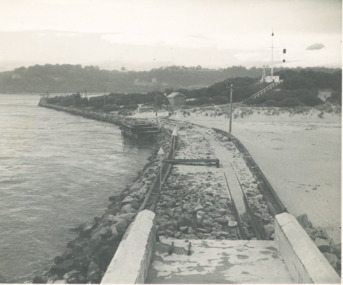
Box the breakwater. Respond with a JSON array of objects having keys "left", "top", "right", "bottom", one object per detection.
[
  {"left": 34, "top": 101, "right": 174, "bottom": 283},
  {"left": 37, "top": 100, "right": 341, "bottom": 281},
  {"left": 39, "top": 100, "right": 125, "bottom": 126}
]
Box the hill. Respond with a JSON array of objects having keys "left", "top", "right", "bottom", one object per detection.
[
  {"left": 0, "top": 64, "right": 263, "bottom": 94},
  {"left": 1, "top": 64, "right": 340, "bottom": 95},
  {"left": 244, "top": 69, "right": 342, "bottom": 106},
  {"left": 44, "top": 67, "right": 342, "bottom": 113}
]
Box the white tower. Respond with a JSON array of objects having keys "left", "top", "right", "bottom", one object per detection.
[
  {"left": 263, "top": 31, "right": 279, "bottom": 83},
  {"left": 271, "top": 31, "right": 274, "bottom": 77}
]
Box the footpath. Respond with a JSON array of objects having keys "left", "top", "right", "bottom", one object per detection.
[{"left": 147, "top": 238, "right": 292, "bottom": 284}]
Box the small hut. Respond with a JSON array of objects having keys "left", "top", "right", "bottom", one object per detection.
[{"left": 167, "top": 92, "right": 186, "bottom": 108}]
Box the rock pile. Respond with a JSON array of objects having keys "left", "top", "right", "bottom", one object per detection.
[
  {"left": 297, "top": 214, "right": 341, "bottom": 276},
  {"left": 155, "top": 165, "right": 239, "bottom": 240},
  {"left": 174, "top": 125, "right": 216, "bottom": 160}
]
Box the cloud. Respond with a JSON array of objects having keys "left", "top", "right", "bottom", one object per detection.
[
  {"left": 101, "top": 33, "right": 216, "bottom": 49},
  {"left": 306, "top": 43, "right": 325, "bottom": 50}
]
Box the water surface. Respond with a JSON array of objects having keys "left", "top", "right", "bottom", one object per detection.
[{"left": 0, "top": 94, "right": 152, "bottom": 282}]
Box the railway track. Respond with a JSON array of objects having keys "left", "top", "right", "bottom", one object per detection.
[
  {"left": 139, "top": 124, "right": 286, "bottom": 241},
  {"left": 213, "top": 128, "right": 287, "bottom": 215},
  {"left": 204, "top": 131, "right": 262, "bottom": 239},
  {"left": 211, "top": 128, "right": 287, "bottom": 240}
]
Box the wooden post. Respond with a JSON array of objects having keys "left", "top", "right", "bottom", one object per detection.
[
  {"left": 172, "top": 128, "right": 178, "bottom": 156},
  {"left": 229, "top": 84, "right": 233, "bottom": 134},
  {"left": 155, "top": 90, "right": 158, "bottom": 117},
  {"left": 158, "top": 147, "right": 164, "bottom": 192}
]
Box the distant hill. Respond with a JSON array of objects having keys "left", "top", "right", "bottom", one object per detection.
[
  {"left": 44, "top": 67, "right": 341, "bottom": 112},
  {"left": 1, "top": 64, "right": 340, "bottom": 97},
  {"left": 0, "top": 64, "right": 265, "bottom": 94}
]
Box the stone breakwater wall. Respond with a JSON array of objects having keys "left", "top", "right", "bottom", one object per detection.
[
  {"left": 34, "top": 102, "right": 172, "bottom": 284},
  {"left": 39, "top": 101, "right": 124, "bottom": 125}
]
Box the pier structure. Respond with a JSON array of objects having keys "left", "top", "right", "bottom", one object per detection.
[{"left": 119, "top": 121, "right": 160, "bottom": 140}]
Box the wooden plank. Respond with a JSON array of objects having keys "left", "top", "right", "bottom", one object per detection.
[{"left": 163, "top": 158, "right": 219, "bottom": 167}]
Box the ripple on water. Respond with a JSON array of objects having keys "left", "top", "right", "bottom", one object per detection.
[{"left": 0, "top": 94, "right": 153, "bottom": 282}]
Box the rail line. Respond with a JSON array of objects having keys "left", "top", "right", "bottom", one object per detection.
[
  {"left": 204, "top": 128, "right": 289, "bottom": 240},
  {"left": 205, "top": 131, "right": 259, "bottom": 239},
  {"left": 213, "top": 128, "right": 287, "bottom": 215},
  {"left": 139, "top": 124, "right": 286, "bottom": 241}
]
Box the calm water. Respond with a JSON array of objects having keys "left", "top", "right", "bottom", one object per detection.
[{"left": 0, "top": 94, "right": 152, "bottom": 282}]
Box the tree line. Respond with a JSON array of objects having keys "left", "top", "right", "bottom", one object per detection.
[
  {"left": 1, "top": 63, "right": 340, "bottom": 95},
  {"left": 0, "top": 64, "right": 263, "bottom": 93}
]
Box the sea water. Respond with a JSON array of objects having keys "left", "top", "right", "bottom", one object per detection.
[{"left": 0, "top": 94, "right": 152, "bottom": 282}]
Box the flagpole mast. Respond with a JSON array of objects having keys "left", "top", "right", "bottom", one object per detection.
[
  {"left": 229, "top": 84, "right": 233, "bottom": 134},
  {"left": 271, "top": 31, "right": 274, "bottom": 77}
]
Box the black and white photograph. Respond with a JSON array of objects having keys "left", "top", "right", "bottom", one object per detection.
[{"left": 0, "top": 0, "right": 341, "bottom": 283}]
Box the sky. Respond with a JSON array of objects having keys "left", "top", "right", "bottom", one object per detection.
[{"left": 0, "top": 0, "right": 341, "bottom": 70}]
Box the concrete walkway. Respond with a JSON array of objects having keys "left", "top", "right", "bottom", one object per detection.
[{"left": 147, "top": 238, "right": 293, "bottom": 284}]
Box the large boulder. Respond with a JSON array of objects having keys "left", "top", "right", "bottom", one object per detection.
[
  {"left": 121, "top": 195, "right": 137, "bottom": 205},
  {"left": 215, "top": 217, "right": 229, "bottom": 224},
  {"left": 296, "top": 214, "right": 312, "bottom": 229},
  {"left": 120, "top": 203, "right": 137, "bottom": 214},
  {"left": 106, "top": 204, "right": 120, "bottom": 216},
  {"left": 178, "top": 214, "right": 193, "bottom": 227},
  {"left": 101, "top": 214, "right": 119, "bottom": 225},
  {"left": 331, "top": 243, "right": 341, "bottom": 258},
  {"left": 79, "top": 222, "right": 96, "bottom": 237},
  {"left": 63, "top": 270, "right": 80, "bottom": 283},
  {"left": 263, "top": 224, "right": 274, "bottom": 239},
  {"left": 108, "top": 193, "right": 121, "bottom": 203},
  {"left": 314, "top": 238, "right": 331, "bottom": 253},
  {"left": 129, "top": 181, "right": 144, "bottom": 193},
  {"left": 49, "top": 259, "right": 74, "bottom": 277},
  {"left": 86, "top": 261, "right": 101, "bottom": 283},
  {"left": 93, "top": 246, "right": 117, "bottom": 270},
  {"left": 114, "top": 219, "right": 128, "bottom": 235},
  {"left": 116, "top": 213, "right": 136, "bottom": 221},
  {"left": 314, "top": 228, "right": 329, "bottom": 240},
  {"left": 323, "top": 252, "right": 339, "bottom": 269}
]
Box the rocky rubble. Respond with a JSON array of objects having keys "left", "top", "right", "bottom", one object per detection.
[
  {"left": 155, "top": 165, "right": 239, "bottom": 240},
  {"left": 32, "top": 129, "right": 172, "bottom": 284},
  {"left": 174, "top": 125, "right": 216, "bottom": 160},
  {"left": 209, "top": 130, "right": 275, "bottom": 239},
  {"left": 297, "top": 214, "right": 341, "bottom": 276}
]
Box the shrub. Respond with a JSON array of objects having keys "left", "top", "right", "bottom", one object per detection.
[
  {"left": 328, "top": 91, "right": 342, "bottom": 105},
  {"left": 103, "top": 104, "right": 120, "bottom": 112},
  {"left": 295, "top": 89, "right": 322, "bottom": 106},
  {"left": 278, "top": 97, "right": 303, "bottom": 107},
  {"left": 265, "top": 99, "right": 278, "bottom": 106}
]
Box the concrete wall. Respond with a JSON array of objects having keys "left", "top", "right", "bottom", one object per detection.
[
  {"left": 101, "top": 210, "right": 156, "bottom": 284},
  {"left": 275, "top": 213, "right": 340, "bottom": 284}
]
